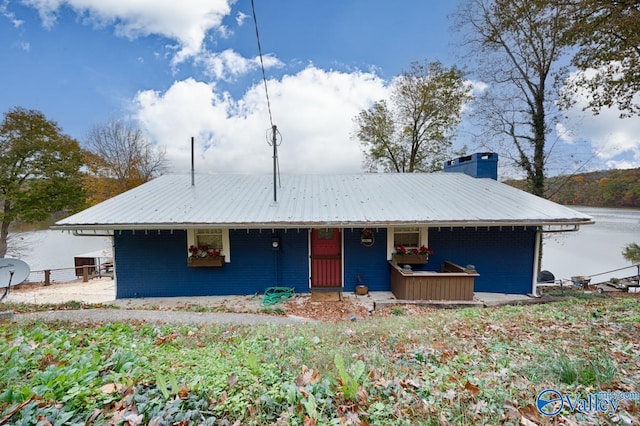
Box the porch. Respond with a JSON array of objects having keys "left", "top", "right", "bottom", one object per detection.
[{"left": 389, "top": 260, "right": 479, "bottom": 301}]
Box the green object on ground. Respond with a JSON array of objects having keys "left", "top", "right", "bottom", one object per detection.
[{"left": 262, "top": 287, "right": 295, "bottom": 306}]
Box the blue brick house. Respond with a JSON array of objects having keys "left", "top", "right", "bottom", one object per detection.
[{"left": 54, "top": 153, "right": 592, "bottom": 299}]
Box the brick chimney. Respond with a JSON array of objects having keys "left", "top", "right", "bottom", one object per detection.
[{"left": 443, "top": 152, "right": 498, "bottom": 180}]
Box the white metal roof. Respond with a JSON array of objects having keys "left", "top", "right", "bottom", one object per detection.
[{"left": 53, "top": 173, "right": 593, "bottom": 230}]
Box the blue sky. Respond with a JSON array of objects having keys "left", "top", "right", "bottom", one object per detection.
[{"left": 1, "top": 0, "right": 639, "bottom": 176}]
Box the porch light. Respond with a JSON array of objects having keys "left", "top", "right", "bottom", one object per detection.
[{"left": 271, "top": 236, "right": 280, "bottom": 250}]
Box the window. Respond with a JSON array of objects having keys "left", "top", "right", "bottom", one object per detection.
[
  {"left": 187, "top": 229, "right": 230, "bottom": 262},
  {"left": 318, "top": 228, "right": 334, "bottom": 240},
  {"left": 393, "top": 227, "right": 420, "bottom": 248},
  {"left": 195, "top": 229, "right": 223, "bottom": 250},
  {"left": 387, "top": 227, "right": 428, "bottom": 260}
]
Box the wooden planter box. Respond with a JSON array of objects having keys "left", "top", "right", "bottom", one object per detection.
[
  {"left": 393, "top": 253, "right": 429, "bottom": 265},
  {"left": 188, "top": 256, "right": 225, "bottom": 268}
]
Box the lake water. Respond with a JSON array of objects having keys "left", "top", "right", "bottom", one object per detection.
[
  {"left": 7, "top": 206, "right": 640, "bottom": 284},
  {"left": 541, "top": 207, "right": 640, "bottom": 282},
  {"left": 10, "top": 230, "right": 111, "bottom": 282}
]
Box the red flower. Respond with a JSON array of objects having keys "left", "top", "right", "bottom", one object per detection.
[
  {"left": 395, "top": 245, "right": 434, "bottom": 255},
  {"left": 395, "top": 245, "right": 407, "bottom": 254},
  {"left": 188, "top": 244, "right": 222, "bottom": 259},
  {"left": 419, "top": 245, "right": 434, "bottom": 255}
]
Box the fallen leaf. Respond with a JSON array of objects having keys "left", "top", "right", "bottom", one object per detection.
[
  {"left": 464, "top": 381, "right": 480, "bottom": 398},
  {"left": 100, "top": 383, "right": 122, "bottom": 394},
  {"left": 519, "top": 403, "right": 542, "bottom": 423},
  {"left": 178, "top": 386, "right": 189, "bottom": 399},
  {"left": 36, "top": 416, "right": 53, "bottom": 426},
  {"left": 227, "top": 373, "right": 238, "bottom": 388},
  {"left": 296, "top": 366, "right": 320, "bottom": 386},
  {"left": 357, "top": 387, "right": 369, "bottom": 406},
  {"left": 520, "top": 416, "right": 537, "bottom": 426},
  {"left": 443, "top": 389, "right": 457, "bottom": 401},
  {"left": 298, "top": 387, "right": 310, "bottom": 398}
]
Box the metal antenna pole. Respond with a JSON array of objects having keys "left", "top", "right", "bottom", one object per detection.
[
  {"left": 191, "top": 136, "right": 195, "bottom": 187},
  {"left": 272, "top": 125, "right": 277, "bottom": 203}
]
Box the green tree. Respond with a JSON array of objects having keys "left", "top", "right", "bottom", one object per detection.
[
  {"left": 455, "top": 0, "right": 570, "bottom": 196},
  {"left": 84, "top": 119, "right": 168, "bottom": 205},
  {"left": 622, "top": 243, "right": 640, "bottom": 264},
  {"left": 556, "top": 0, "right": 640, "bottom": 117},
  {"left": 354, "top": 61, "right": 471, "bottom": 173},
  {"left": 0, "top": 107, "right": 85, "bottom": 257}
]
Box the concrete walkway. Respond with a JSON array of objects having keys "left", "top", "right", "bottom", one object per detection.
[
  {"left": 12, "top": 309, "right": 313, "bottom": 326},
  {"left": 2, "top": 278, "right": 551, "bottom": 326}
]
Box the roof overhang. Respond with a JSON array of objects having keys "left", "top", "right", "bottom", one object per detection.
[{"left": 52, "top": 218, "right": 595, "bottom": 234}]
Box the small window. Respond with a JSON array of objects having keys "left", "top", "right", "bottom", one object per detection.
[
  {"left": 318, "top": 228, "right": 334, "bottom": 240},
  {"left": 387, "top": 227, "right": 428, "bottom": 260},
  {"left": 195, "top": 229, "right": 223, "bottom": 250},
  {"left": 394, "top": 227, "right": 420, "bottom": 248},
  {"left": 187, "top": 229, "right": 230, "bottom": 262}
]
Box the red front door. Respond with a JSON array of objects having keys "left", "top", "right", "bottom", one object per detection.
[{"left": 310, "top": 228, "right": 342, "bottom": 288}]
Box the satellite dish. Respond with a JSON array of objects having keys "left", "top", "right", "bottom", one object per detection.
[{"left": 0, "top": 258, "right": 31, "bottom": 289}]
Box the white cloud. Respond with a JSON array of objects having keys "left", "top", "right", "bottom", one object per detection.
[
  {"left": 235, "top": 11, "right": 248, "bottom": 26},
  {"left": 133, "top": 66, "right": 390, "bottom": 174},
  {"left": 555, "top": 122, "right": 574, "bottom": 144},
  {"left": 560, "top": 70, "right": 640, "bottom": 169},
  {"left": 22, "top": 0, "right": 232, "bottom": 64},
  {"left": 197, "top": 49, "right": 282, "bottom": 81},
  {"left": 1, "top": 0, "right": 24, "bottom": 27},
  {"left": 468, "top": 79, "right": 488, "bottom": 96}
]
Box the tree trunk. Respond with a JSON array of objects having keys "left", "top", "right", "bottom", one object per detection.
[
  {"left": 0, "top": 220, "right": 9, "bottom": 258},
  {"left": 531, "top": 92, "right": 547, "bottom": 197}
]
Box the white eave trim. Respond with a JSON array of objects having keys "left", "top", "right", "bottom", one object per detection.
[{"left": 52, "top": 219, "right": 594, "bottom": 233}]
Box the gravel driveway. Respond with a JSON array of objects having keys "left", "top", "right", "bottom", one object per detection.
[{"left": 12, "top": 309, "right": 314, "bottom": 325}]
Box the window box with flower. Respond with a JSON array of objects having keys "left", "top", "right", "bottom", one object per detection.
[
  {"left": 187, "top": 245, "right": 225, "bottom": 267},
  {"left": 393, "top": 245, "right": 433, "bottom": 264}
]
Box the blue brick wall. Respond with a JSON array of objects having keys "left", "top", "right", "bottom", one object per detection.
[
  {"left": 114, "top": 229, "right": 310, "bottom": 298},
  {"left": 343, "top": 228, "right": 389, "bottom": 292},
  {"left": 113, "top": 226, "right": 536, "bottom": 297},
  {"left": 428, "top": 226, "right": 537, "bottom": 294}
]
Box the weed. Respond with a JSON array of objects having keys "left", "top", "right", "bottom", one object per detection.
[
  {"left": 183, "top": 304, "right": 209, "bottom": 313},
  {"left": 547, "top": 354, "right": 617, "bottom": 386},
  {"left": 260, "top": 306, "right": 285, "bottom": 315},
  {"left": 390, "top": 306, "right": 405, "bottom": 316},
  {"left": 333, "top": 353, "right": 365, "bottom": 401},
  {"left": 554, "top": 356, "right": 579, "bottom": 384}
]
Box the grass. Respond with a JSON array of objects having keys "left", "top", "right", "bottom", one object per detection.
[
  {"left": 390, "top": 306, "right": 406, "bottom": 316},
  {"left": 0, "top": 300, "right": 120, "bottom": 313},
  {"left": 0, "top": 297, "right": 638, "bottom": 425}
]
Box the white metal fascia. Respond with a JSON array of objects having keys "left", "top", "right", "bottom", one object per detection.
[{"left": 55, "top": 218, "right": 593, "bottom": 232}]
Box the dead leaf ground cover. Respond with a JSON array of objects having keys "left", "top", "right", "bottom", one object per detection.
[{"left": 0, "top": 294, "right": 638, "bottom": 425}]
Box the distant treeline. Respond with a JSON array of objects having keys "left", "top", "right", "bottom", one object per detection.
[{"left": 506, "top": 168, "right": 640, "bottom": 208}]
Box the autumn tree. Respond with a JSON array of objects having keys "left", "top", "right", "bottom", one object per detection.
[
  {"left": 84, "top": 120, "right": 168, "bottom": 205},
  {"left": 555, "top": 0, "right": 640, "bottom": 117},
  {"left": 354, "top": 61, "right": 471, "bottom": 173},
  {"left": 455, "top": 0, "right": 570, "bottom": 196},
  {"left": 0, "top": 107, "right": 85, "bottom": 258}
]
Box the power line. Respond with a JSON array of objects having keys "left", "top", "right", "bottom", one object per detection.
[{"left": 251, "top": 0, "right": 275, "bottom": 128}]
